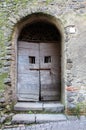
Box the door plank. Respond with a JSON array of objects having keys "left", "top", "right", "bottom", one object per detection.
[
  {"left": 17, "top": 41, "right": 40, "bottom": 101},
  {"left": 40, "top": 42, "right": 61, "bottom": 101}
]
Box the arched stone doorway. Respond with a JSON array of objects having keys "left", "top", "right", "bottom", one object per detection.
[
  {"left": 17, "top": 21, "right": 61, "bottom": 101},
  {"left": 15, "top": 13, "right": 63, "bottom": 103}
]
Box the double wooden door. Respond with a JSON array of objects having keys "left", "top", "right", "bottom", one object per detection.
[{"left": 17, "top": 41, "right": 61, "bottom": 101}]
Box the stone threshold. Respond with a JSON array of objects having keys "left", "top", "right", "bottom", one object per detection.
[
  {"left": 12, "top": 114, "right": 67, "bottom": 124},
  {"left": 14, "top": 102, "right": 64, "bottom": 113}
]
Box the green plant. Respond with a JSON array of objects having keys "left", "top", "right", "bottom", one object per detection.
[
  {"left": 46, "top": 0, "right": 53, "bottom": 4},
  {"left": 28, "top": 110, "right": 33, "bottom": 114},
  {"left": 75, "top": 104, "right": 81, "bottom": 118},
  {"left": 0, "top": 73, "right": 8, "bottom": 90},
  {"left": 69, "top": 102, "right": 86, "bottom": 117}
]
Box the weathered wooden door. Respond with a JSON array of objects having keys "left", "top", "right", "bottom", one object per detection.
[
  {"left": 17, "top": 41, "right": 61, "bottom": 101},
  {"left": 17, "top": 41, "right": 40, "bottom": 101},
  {"left": 40, "top": 43, "right": 61, "bottom": 101}
]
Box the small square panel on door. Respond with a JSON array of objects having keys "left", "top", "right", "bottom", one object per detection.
[
  {"left": 29, "top": 56, "right": 35, "bottom": 64},
  {"left": 44, "top": 56, "right": 51, "bottom": 63}
]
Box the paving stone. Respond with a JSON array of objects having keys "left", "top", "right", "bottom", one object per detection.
[
  {"left": 36, "top": 114, "right": 67, "bottom": 123},
  {"left": 3, "top": 117, "right": 86, "bottom": 130},
  {"left": 80, "top": 116, "right": 86, "bottom": 120},
  {"left": 67, "top": 116, "right": 78, "bottom": 120},
  {"left": 12, "top": 114, "right": 35, "bottom": 124},
  {"left": 14, "top": 102, "right": 43, "bottom": 111},
  {"left": 11, "top": 114, "right": 67, "bottom": 125}
]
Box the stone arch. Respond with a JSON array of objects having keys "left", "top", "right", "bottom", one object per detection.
[{"left": 11, "top": 12, "right": 65, "bottom": 104}]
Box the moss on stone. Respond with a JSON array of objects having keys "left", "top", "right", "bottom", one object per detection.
[{"left": 0, "top": 73, "right": 8, "bottom": 90}]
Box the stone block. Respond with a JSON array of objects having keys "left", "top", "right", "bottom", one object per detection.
[
  {"left": 0, "top": 97, "right": 5, "bottom": 103},
  {"left": 3, "top": 67, "right": 10, "bottom": 73},
  {"left": 12, "top": 114, "right": 35, "bottom": 124},
  {"left": 6, "top": 46, "right": 12, "bottom": 50},
  {"left": 0, "top": 116, "right": 7, "bottom": 123},
  {"left": 43, "top": 103, "right": 64, "bottom": 113},
  {"left": 67, "top": 59, "right": 72, "bottom": 63},
  {"left": 72, "top": 0, "right": 77, "bottom": 2},
  {"left": 68, "top": 97, "right": 74, "bottom": 102},
  {"left": 67, "top": 104, "right": 76, "bottom": 109},
  {"left": 4, "top": 78, "right": 11, "bottom": 84},
  {"left": 5, "top": 56, "right": 12, "bottom": 60},
  {"left": 77, "top": 0, "right": 84, "bottom": 2},
  {"left": 4, "top": 61, "right": 11, "bottom": 67},
  {"left": 36, "top": 114, "right": 67, "bottom": 123},
  {"left": 66, "top": 81, "right": 72, "bottom": 86},
  {"left": 14, "top": 102, "right": 43, "bottom": 111},
  {"left": 67, "top": 116, "right": 78, "bottom": 120}
]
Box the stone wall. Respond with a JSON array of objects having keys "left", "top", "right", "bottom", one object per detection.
[{"left": 0, "top": 0, "right": 86, "bottom": 114}]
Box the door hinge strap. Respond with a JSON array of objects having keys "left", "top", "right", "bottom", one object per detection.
[{"left": 30, "top": 68, "right": 51, "bottom": 71}]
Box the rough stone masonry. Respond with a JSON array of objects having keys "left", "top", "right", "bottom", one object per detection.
[{"left": 0, "top": 0, "right": 86, "bottom": 114}]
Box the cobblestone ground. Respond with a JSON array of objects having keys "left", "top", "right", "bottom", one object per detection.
[{"left": 3, "top": 117, "right": 86, "bottom": 130}]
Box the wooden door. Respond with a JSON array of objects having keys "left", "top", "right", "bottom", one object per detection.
[
  {"left": 17, "top": 41, "right": 40, "bottom": 101},
  {"left": 17, "top": 41, "right": 61, "bottom": 101},
  {"left": 40, "top": 42, "right": 61, "bottom": 101}
]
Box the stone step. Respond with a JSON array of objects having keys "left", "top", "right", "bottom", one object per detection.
[
  {"left": 12, "top": 114, "right": 67, "bottom": 124},
  {"left": 14, "top": 102, "right": 64, "bottom": 113}
]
